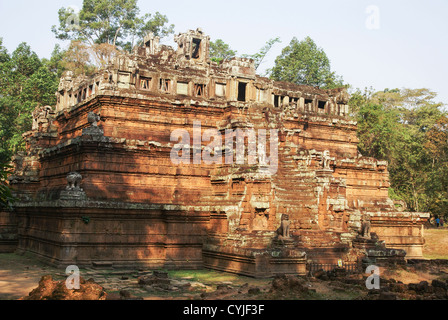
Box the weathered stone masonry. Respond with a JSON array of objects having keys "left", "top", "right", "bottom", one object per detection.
[{"left": 1, "top": 28, "right": 428, "bottom": 277}]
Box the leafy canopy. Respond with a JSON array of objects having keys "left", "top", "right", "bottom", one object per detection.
[
  {"left": 0, "top": 41, "right": 59, "bottom": 163},
  {"left": 269, "top": 36, "right": 344, "bottom": 89},
  {"left": 209, "top": 39, "right": 237, "bottom": 63},
  {"left": 0, "top": 162, "right": 15, "bottom": 209},
  {"left": 350, "top": 87, "right": 448, "bottom": 216},
  {"left": 51, "top": 0, "right": 175, "bottom": 72},
  {"left": 52, "top": 0, "right": 174, "bottom": 50},
  {"left": 209, "top": 37, "right": 280, "bottom": 74}
]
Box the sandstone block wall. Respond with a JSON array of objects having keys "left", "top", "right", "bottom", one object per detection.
[
  {"left": 0, "top": 210, "right": 17, "bottom": 253},
  {"left": 2, "top": 28, "right": 428, "bottom": 275}
]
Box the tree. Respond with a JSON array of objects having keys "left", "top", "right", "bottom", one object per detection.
[
  {"left": 63, "top": 41, "right": 97, "bottom": 76},
  {"left": 424, "top": 115, "right": 448, "bottom": 217},
  {"left": 22, "top": 66, "right": 59, "bottom": 106},
  {"left": 242, "top": 37, "right": 281, "bottom": 71},
  {"left": 42, "top": 44, "right": 69, "bottom": 78},
  {"left": 0, "top": 38, "right": 10, "bottom": 96},
  {"left": 52, "top": 0, "right": 174, "bottom": 51},
  {"left": 0, "top": 97, "right": 19, "bottom": 164},
  {"left": 269, "top": 36, "right": 344, "bottom": 89},
  {"left": 0, "top": 162, "right": 15, "bottom": 209},
  {"left": 356, "top": 102, "right": 402, "bottom": 162},
  {"left": 0, "top": 38, "right": 9, "bottom": 64},
  {"left": 351, "top": 87, "right": 448, "bottom": 217},
  {"left": 130, "top": 11, "right": 174, "bottom": 49},
  {"left": 0, "top": 43, "right": 59, "bottom": 163},
  {"left": 209, "top": 39, "right": 237, "bottom": 63},
  {"left": 1, "top": 43, "right": 42, "bottom": 97},
  {"left": 209, "top": 37, "right": 280, "bottom": 73}
]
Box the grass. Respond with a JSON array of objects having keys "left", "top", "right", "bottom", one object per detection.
[
  {"left": 423, "top": 227, "right": 448, "bottom": 260},
  {"left": 167, "top": 269, "right": 271, "bottom": 287}
]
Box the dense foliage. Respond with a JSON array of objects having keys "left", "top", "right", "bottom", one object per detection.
[
  {"left": 350, "top": 88, "right": 447, "bottom": 218},
  {"left": 52, "top": 0, "right": 174, "bottom": 51},
  {"left": 52, "top": 0, "right": 175, "bottom": 69},
  {"left": 269, "top": 36, "right": 344, "bottom": 89},
  {"left": 0, "top": 162, "right": 15, "bottom": 209},
  {"left": 0, "top": 39, "right": 59, "bottom": 163},
  {"left": 209, "top": 39, "right": 237, "bottom": 64}
]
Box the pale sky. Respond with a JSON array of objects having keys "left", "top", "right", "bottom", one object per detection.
[{"left": 1, "top": 0, "right": 447, "bottom": 105}]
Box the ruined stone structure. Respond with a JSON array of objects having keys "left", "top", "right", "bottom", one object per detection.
[{"left": 1, "top": 29, "right": 429, "bottom": 277}]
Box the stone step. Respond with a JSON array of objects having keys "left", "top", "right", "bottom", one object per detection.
[
  {"left": 275, "top": 193, "right": 316, "bottom": 199},
  {"left": 274, "top": 185, "right": 315, "bottom": 190}
]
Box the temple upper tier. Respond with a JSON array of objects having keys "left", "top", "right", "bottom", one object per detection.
[{"left": 55, "top": 28, "right": 351, "bottom": 118}]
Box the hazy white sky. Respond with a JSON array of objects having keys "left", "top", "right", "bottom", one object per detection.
[{"left": 1, "top": 0, "right": 447, "bottom": 104}]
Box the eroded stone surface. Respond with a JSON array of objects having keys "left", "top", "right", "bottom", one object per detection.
[{"left": 1, "top": 28, "right": 429, "bottom": 277}]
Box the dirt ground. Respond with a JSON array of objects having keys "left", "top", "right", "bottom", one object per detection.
[
  {"left": 0, "top": 253, "right": 64, "bottom": 300},
  {"left": 0, "top": 252, "right": 272, "bottom": 300},
  {"left": 0, "top": 228, "right": 447, "bottom": 300}
]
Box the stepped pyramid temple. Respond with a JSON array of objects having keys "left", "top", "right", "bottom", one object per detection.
[{"left": 1, "top": 29, "right": 429, "bottom": 277}]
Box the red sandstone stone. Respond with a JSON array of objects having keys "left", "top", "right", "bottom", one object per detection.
[{"left": 1, "top": 28, "right": 428, "bottom": 277}]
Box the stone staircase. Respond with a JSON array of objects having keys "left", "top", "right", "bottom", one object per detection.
[
  {"left": 272, "top": 139, "right": 346, "bottom": 253},
  {"left": 204, "top": 107, "right": 350, "bottom": 263}
]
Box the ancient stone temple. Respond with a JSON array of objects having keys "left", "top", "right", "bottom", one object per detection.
[{"left": 1, "top": 28, "right": 429, "bottom": 277}]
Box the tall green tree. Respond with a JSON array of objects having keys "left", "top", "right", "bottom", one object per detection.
[
  {"left": 209, "top": 39, "right": 237, "bottom": 63},
  {"left": 52, "top": 0, "right": 174, "bottom": 50},
  {"left": 1, "top": 43, "right": 41, "bottom": 97},
  {"left": 0, "top": 38, "right": 9, "bottom": 64},
  {"left": 269, "top": 36, "right": 344, "bottom": 89},
  {"left": 42, "top": 44, "right": 69, "bottom": 78},
  {"left": 351, "top": 88, "right": 448, "bottom": 217},
  {"left": 356, "top": 102, "right": 402, "bottom": 162},
  {"left": 0, "top": 42, "right": 59, "bottom": 163},
  {"left": 424, "top": 115, "right": 448, "bottom": 217},
  {"left": 0, "top": 97, "right": 19, "bottom": 164},
  {"left": 0, "top": 38, "right": 10, "bottom": 98}
]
